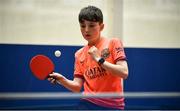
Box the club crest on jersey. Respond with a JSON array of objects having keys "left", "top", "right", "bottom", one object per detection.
[{"left": 101, "top": 48, "right": 110, "bottom": 59}]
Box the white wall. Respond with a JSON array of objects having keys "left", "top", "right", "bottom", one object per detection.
[
  {"left": 0, "top": 0, "right": 179, "bottom": 48},
  {"left": 0, "top": 0, "right": 122, "bottom": 46},
  {"left": 123, "top": 0, "right": 180, "bottom": 48}
]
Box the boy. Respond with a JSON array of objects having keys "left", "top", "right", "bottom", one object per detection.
[{"left": 48, "top": 5, "right": 128, "bottom": 110}]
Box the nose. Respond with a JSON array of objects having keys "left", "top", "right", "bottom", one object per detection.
[{"left": 85, "top": 26, "right": 89, "bottom": 32}]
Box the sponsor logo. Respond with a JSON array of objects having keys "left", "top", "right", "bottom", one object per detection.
[{"left": 85, "top": 66, "right": 107, "bottom": 79}]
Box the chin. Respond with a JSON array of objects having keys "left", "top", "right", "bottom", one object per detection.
[{"left": 84, "top": 36, "right": 92, "bottom": 41}]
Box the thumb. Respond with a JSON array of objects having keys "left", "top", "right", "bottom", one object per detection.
[{"left": 49, "top": 72, "right": 58, "bottom": 78}]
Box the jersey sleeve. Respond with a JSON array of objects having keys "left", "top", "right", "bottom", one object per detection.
[
  {"left": 110, "top": 38, "right": 126, "bottom": 63},
  {"left": 73, "top": 52, "right": 84, "bottom": 80}
]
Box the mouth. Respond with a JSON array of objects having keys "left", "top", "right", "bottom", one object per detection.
[{"left": 85, "top": 34, "right": 91, "bottom": 38}]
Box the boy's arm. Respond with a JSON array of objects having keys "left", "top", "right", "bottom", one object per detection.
[
  {"left": 100, "top": 60, "right": 128, "bottom": 79},
  {"left": 88, "top": 46, "right": 128, "bottom": 79},
  {"left": 48, "top": 73, "right": 83, "bottom": 92}
]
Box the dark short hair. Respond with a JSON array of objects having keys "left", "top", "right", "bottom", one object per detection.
[{"left": 79, "top": 6, "right": 103, "bottom": 24}]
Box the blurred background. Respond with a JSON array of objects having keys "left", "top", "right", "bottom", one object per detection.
[
  {"left": 1, "top": 0, "right": 179, "bottom": 47},
  {"left": 0, "top": 0, "right": 180, "bottom": 110}
]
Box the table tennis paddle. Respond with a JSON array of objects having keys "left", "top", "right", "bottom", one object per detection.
[{"left": 29, "top": 54, "right": 54, "bottom": 80}]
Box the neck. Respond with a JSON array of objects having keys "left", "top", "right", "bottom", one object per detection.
[{"left": 88, "top": 37, "right": 102, "bottom": 46}]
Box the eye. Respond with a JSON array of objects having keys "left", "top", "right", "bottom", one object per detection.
[
  {"left": 89, "top": 24, "right": 95, "bottom": 28},
  {"left": 80, "top": 25, "right": 85, "bottom": 28}
]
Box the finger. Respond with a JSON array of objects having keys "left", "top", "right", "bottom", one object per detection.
[
  {"left": 47, "top": 77, "right": 53, "bottom": 80},
  {"left": 47, "top": 78, "right": 51, "bottom": 81},
  {"left": 49, "top": 74, "right": 54, "bottom": 77},
  {"left": 49, "top": 74, "right": 57, "bottom": 79},
  {"left": 50, "top": 79, "right": 56, "bottom": 84},
  {"left": 88, "top": 49, "right": 93, "bottom": 54}
]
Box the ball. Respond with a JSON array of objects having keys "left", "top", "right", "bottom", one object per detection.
[{"left": 54, "top": 50, "right": 61, "bottom": 57}]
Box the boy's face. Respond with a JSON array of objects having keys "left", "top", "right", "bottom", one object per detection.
[{"left": 80, "top": 20, "right": 104, "bottom": 44}]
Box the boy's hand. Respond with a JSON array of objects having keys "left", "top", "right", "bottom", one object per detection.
[
  {"left": 47, "top": 72, "right": 64, "bottom": 84},
  {"left": 88, "top": 46, "right": 101, "bottom": 62}
]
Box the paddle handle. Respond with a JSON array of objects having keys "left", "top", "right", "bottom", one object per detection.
[{"left": 47, "top": 74, "right": 61, "bottom": 85}]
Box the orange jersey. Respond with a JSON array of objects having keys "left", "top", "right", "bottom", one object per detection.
[{"left": 74, "top": 37, "right": 126, "bottom": 109}]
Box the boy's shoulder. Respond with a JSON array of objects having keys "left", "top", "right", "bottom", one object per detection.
[
  {"left": 74, "top": 45, "right": 87, "bottom": 57},
  {"left": 105, "top": 37, "right": 122, "bottom": 44},
  {"left": 109, "top": 37, "right": 122, "bottom": 41},
  {"left": 102, "top": 37, "right": 122, "bottom": 42}
]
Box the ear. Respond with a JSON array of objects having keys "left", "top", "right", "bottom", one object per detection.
[{"left": 100, "top": 23, "right": 104, "bottom": 31}]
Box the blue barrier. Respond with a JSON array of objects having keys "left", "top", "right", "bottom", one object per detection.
[{"left": 0, "top": 44, "right": 180, "bottom": 109}]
